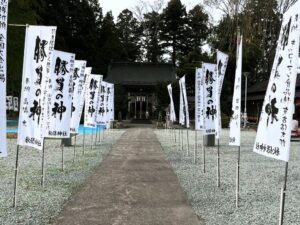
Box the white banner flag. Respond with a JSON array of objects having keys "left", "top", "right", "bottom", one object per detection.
[
  {"left": 216, "top": 51, "right": 229, "bottom": 138},
  {"left": 253, "top": 3, "right": 300, "bottom": 162},
  {"left": 167, "top": 84, "right": 176, "bottom": 122},
  {"left": 18, "top": 26, "right": 56, "bottom": 150},
  {"left": 0, "top": 0, "right": 8, "bottom": 157},
  {"left": 13, "top": 97, "right": 19, "bottom": 112},
  {"left": 179, "top": 78, "right": 184, "bottom": 125},
  {"left": 195, "top": 68, "right": 204, "bottom": 130},
  {"left": 84, "top": 74, "right": 102, "bottom": 128},
  {"left": 70, "top": 60, "right": 87, "bottom": 133},
  {"left": 179, "top": 76, "right": 190, "bottom": 128},
  {"left": 203, "top": 63, "right": 218, "bottom": 134},
  {"left": 107, "top": 83, "right": 115, "bottom": 122},
  {"left": 77, "top": 67, "right": 92, "bottom": 129},
  {"left": 96, "top": 81, "right": 107, "bottom": 125},
  {"left": 229, "top": 36, "right": 243, "bottom": 146},
  {"left": 6, "top": 96, "right": 13, "bottom": 110},
  {"left": 44, "top": 50, "right": 75, "bottom": 138}
]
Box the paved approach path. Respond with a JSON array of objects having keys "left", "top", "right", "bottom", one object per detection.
[{"left": 54, "top": 128, "right": 204, "bottom": 225}]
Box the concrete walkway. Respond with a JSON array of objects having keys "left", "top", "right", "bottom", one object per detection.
[{"left": 54, "top": 128, "right": 203, "bottom": 225}]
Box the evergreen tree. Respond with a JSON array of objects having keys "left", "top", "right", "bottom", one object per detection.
[
  {"left": 116, "top": 9, "right": 142, "bottom": 62},
  {"left": 7, "top": 0, "right": 39, "bottom": 96},
  {"left": 160, "top": 0, "right": 187, "bottom": 66},
  {"left": 142, "top": 11, "right": 164, "bottom": 62},
  {"left": 98, "top": 12, "right": 122, "bottom": 74}
]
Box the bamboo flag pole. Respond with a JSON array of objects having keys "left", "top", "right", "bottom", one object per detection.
[
  {"left": 61, "top": 143, "right": 64, "bottom": 172},
  {"left": 194, "top": 130, "right": 197, "bottom": 164},
  {"left": 203, "top": 134, "right": 206, "bottom": 173},
  {"left": 73, "top": 134, "right": 77, "bottom": 162},
  {"left": 83, "top": 126, "right": 86, "bottom": 155},
  {"left": 217, "top": 138, "right": 220, "bottom": 187},
  {"left": 13, "top": 145, "right": 20, "bottom": 207},
  {"left": 41, "top": 141, "right": 46, "bottom": 187},
  {"left": 186, "top": 129, "right": 190, "bottom": 156},
  {"left": 279, "top": 162, "right": 289, "bottom": 225}
]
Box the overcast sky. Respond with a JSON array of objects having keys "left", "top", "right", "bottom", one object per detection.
[{"left": 100, "top": 0, "right": 207, "bottom": 20}]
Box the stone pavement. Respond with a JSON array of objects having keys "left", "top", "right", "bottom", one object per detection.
[{"left": 53, "top": 128, "right": 204, "bottom": 225}]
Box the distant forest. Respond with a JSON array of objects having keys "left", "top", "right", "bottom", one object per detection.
[{"left": 7, "top": 0, "right": 297, "bottom": 108}]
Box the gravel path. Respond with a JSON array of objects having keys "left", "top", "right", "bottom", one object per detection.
[
  {"left": 155, "top": 128, "right": 300, "bottom": 225},
  {"left": 0, "top": 129, "right": 124, "bottom": 225},
  {"left": 53, "top": 128, "right": 203, "bottom": 225}
]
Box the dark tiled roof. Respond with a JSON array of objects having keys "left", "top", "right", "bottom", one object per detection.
[
  {"left": 105, "top": 62, "right": 176, "bottom": 85},
  {"left": 246, "top": 74, "right": 300, "bottom": 100}
]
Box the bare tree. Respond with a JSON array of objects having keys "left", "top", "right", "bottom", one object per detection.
[
  {"left": 132, "top": 0, "right": 165, "bottom": 22},
  {"left": 277, "top": 0, "right": 298, "bottom": 14},
  {"left": 203, "top": 0, "right": 246, "bottom": 18}
]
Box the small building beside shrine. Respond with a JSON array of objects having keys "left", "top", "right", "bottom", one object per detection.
[
  {"left": 243, "top": 74, "right": 300, "bottom": 123},
  {"left": 105, "top": 62, "right": 176, "bottom": 120}
]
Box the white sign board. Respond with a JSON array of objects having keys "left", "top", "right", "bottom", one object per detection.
[
  {"left": 229, "top": 36, "right": 243, "bottom": 146},
  {"left": 44, "top": 50, "right": 75, "bottom": 138},
  {"left": 84, "top": 74, "right": 102, "bottom": 128},
  {"left": 253, "top": 3, "right": 300, "bottom": 162},
  {"left": 13, "top": 97, "right": 19, "bottom": 112},
  {"left": 6, "top": 95, "right": 12, "bottom": 110},
  {"left": 18, "top": 26, "right": 56, "bottom": 150},
  {"left": 70, "top": 60, "right": 86, "bottom": 133},
  {"left": 0, "top": 0, "right": 8, "bottom": 157},
  {"left": 203, "top": 63, "right": 218, "bottom": 134}
]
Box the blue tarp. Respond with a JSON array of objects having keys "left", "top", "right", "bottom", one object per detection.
[{"left": 6, "top": 124, "right": 106, "bottom": 134}]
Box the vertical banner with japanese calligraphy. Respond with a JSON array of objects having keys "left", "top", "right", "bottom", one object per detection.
[
  {"left": 195, "top": 68, "right": 204, "bottom": 130},
  {"left": 253, "top": 3, "right": 300, "bottom": 162},
  {"left": 70, "top": 60, "right": 86, "bottom": 133},
  {"left": 107, "top": 83, "right": 115, "bottom": 123},
  {"left": 0, "top": 0, "right": 8, "bottom": 157},
  {"left": 229, "top": 36, "right": 243, "bottom": 146},
  {"left": 78, "top": 67, "right": 92, "bottom": 127},
  {"left": 13, "top": 97, "right": 19, "bottom": 112},
  {"left": 84, "top": 74, "right": 102, "bottom": 128},
  {"left": 18, "top": 26, "right": 56, "bottom": 150},
  {"left": 203, "top": 63, "right": 218, "bottom": 134},
  {"left": 167, "top": 84, "right": 176, "bottom": 122},
  {"left": 96, "top": 80, "right": 107, "bottom": 126},
  {"left": 179, "top": 76, "right": 190, "bottom": 128},
  {"left": 216, "top": 51, "right": 229, "bottom": 138},
  {"left": 179, "top": 78, "right": 185, "bottom": 125},
  {"left": 105, "top": 82, "right": 114, "bottom": 126},
  {"left": 44, "top": 50, "right": 75, "bottom": 138}
]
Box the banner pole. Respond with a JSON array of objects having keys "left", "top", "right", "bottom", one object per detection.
[
  {"left": 194, "top": 130, "right": 197, "bottom": 164},
  {"left": 174, "top": 128, "right": 177, "bottom": 143},
  {"left": 236, "top": 146, "right": 241, "bottom": 208},
  {"left": 61, "top": 143, "right": 64, "bottom": 172},
  {"left": 83, "top": 126, "right": 86, "bottom": 155},
  {"left": 73, "top": 134, "right": 77, "bottom": 162},
  {"left": 99, "top": 125, "right": 102, "bottom": 143},
  {"left": 41, "top": 141, "right": 46, "bottom": 188},
  {"left": 186, "top": 129, "right": 190, "bottom": 156},
  {"left": 91, "top": 128, "right": 93, "bottom": 151},
  {"left": 96, "top": 125, "right": 98, "bottom": 143},
  {"left": 181, "top": 129, "right": 184, "bottom": 151},
  {"left": 203, "top": 134, "right": 206, "bottom": 173},
  {"left": 13, "top": 145, "right": 20, "bottom": 208},
  {"left": 217, "top": 138, "right": 220, "bottom": 187},
  {"left": 279, "top": 162, "right": 289, "bottom": 225}
]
